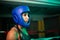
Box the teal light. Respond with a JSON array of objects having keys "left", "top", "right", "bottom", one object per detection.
[
  {"left": 31, "top": 36, "right": 60, "bottom": 40},
  {"left": 35, "top": 0, "right": 60, "bottom": 4},
  {"left": 3, "top": 0, "right": 60, "bottom": 6},
  {"left": 23, "top": 1, "right": 60, "bottom": 6},
  {"left": 34, "top": 0, "right": 60, "bottom": 6}
]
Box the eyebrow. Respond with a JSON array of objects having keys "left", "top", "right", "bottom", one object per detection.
[{"left": 24, "top": 12, "right": 28, "bottom": 14}]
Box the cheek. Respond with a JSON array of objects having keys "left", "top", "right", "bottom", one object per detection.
[
  {"left": 22, "top": 16, "right": 29, "bottom": 21},
  {"left": 22, "top": 16, "right": 25, "bottom": 20}
]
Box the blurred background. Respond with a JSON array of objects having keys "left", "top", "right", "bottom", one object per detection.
[{"left": 0, "top": 0, "right": 60, "bottom": 40}]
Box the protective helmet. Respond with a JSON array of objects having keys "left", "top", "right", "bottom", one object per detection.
[{"left": 12, "top": 6, "right": 30, "bottom": 27}]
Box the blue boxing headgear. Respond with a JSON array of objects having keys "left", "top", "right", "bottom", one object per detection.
[{"left": 12, "top": 6, "right": 30, "bottom": 27}]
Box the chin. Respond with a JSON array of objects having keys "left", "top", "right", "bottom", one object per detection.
[{"left": 25, "top": 20, "right": 28, "bottom": 22}]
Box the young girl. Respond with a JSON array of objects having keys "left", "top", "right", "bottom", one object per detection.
[{"left": 6, "top": 6, "right": 31, "bottom": 40}]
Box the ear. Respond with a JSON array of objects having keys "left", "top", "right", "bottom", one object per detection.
[{"left": 13, "top": 15, "right": 18, "bottom": 23}]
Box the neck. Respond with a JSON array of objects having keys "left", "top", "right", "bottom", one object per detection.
[
  {"left": 18, "top": 25, "right": 22, "bottom": 30},
  {"left": 15, "top": 25, "right": 22, "bottom": 30}
]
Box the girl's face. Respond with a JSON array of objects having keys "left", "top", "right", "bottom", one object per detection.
[{"left": 22, "top": 13, "right": 29, "bottom": 23}]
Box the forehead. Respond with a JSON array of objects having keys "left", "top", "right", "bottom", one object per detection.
[{"left": 22, "top": 12, "right": 29, "bottom": 15}]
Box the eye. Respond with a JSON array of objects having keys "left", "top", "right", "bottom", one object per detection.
[
  {"left": 22, "top": 12, "right": 29, "bottom": 17},
  {"left": 24, "top": 14, "right": 26, "bottom": 16}
]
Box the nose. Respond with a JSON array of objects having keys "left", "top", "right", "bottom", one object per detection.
[{"left": 26, "top": 15, "right": 29, "bottom": 19}]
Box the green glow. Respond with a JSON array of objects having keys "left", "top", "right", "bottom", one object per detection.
[
  {"left": 3, "top": 0, "right": 60, "bottom": 6},
  {"left": 21, "top": 28, "right": 29, "bottom": 35},
  {"left": 31, "top": 36, "right": 60, "bottom": 40},
  {"left": 35, "top": 0, "right": 60, "bottom": 4},
  {"left": 21, "top": 1, "right": 60, "bottom": 6}
]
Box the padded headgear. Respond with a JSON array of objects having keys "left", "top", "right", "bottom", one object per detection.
[{"left": 12, "top": 6, "right": 30, "bottom": 27}]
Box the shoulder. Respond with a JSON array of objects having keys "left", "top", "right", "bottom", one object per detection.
[{"left": 6, "top": 27, "right": 16, "bottom": 40}]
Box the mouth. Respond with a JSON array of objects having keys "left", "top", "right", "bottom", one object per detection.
[{"left": 25, "top": 20, "right": 29, "bottom": 23}]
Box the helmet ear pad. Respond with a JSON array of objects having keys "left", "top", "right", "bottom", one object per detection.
[{"left": 13, "top": 15, "right": 18, "bottom": 24}]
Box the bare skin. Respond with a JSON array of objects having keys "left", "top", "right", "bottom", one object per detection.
[{"left": 6, "top": 13, "right": 29, "bottom": 40}]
